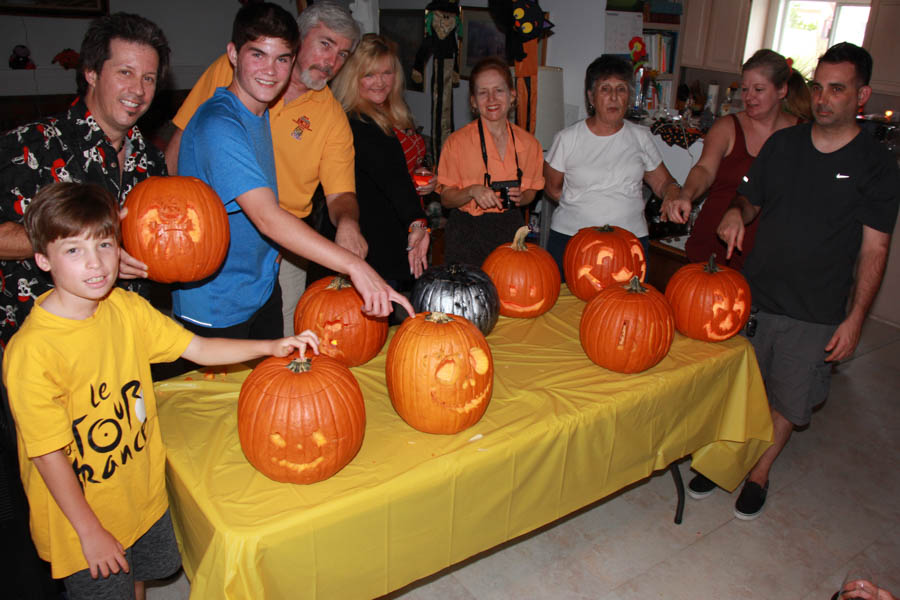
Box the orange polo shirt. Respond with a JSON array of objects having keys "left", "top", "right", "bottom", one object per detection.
[
  {"left": 436, "top": 118, "right": 545, "bottom": 216},
  {"left": 173, "top": 54, "right": 355, "bottom": 219}
]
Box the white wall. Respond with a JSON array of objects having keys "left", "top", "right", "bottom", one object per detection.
[{"left": 0, "top": 0, "right": 295, "bottom": 96}]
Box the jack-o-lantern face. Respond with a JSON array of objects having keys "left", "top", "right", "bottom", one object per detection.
[
  {"left": 563, "top": 225, "right": 646, "bottom": 301},
  {"left": 122, "top": 176, "right": 230, "bottom": 283},
  {"left": 665, "top": 255, "right": 752, "bottom": 342},
  {"left": 237, "top": 353, "right": 366, "bottom": 484},
  {"left": 482, "top": 226, "right": 561, "bottom": 318},
  {"left": 386, "top": 312, "right": 494, "bottom": 434},
  {"left": 293, "top": 276, "right": 388, "bottom": 367}
]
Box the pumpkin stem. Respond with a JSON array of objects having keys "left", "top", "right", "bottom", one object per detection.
[
  {"left": 594, "top": 224, "right": 615, "bottom": 233},
  {"left": 704, "top": 254, "right": 721, "bottom": 274},
  {"left": 327, "top": 275, "right": 352, "bottom": 290},
  {"left": 624, "top": 275, "right": 648, "bottom": 294},
  {"left": 512, "top": 226, "right": 530, "bottom": 250},
  {"left": 425, "top": 311, "right": 455, "bottom": 324},
  {"left": 286, "top": 358, "right": 312, "bottom": 373}
]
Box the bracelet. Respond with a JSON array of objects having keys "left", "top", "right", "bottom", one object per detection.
[{"left": 408, "top": 219, "right": 431, "bottom": 233}]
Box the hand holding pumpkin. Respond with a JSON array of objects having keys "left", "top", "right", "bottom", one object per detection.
[{"left": 117, "top": 247, "right": 149, "bottom": 280}]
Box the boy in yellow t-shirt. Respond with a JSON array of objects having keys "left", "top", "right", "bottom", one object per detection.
[{"left": 2, "top": 182, "right": 319, "bottom": 600}]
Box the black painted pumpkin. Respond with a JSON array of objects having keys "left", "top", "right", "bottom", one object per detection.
[{"left": 411, "top": 263, "right": 500, "bottom": 336}]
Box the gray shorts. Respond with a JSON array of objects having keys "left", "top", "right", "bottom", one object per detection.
[
  {"left": 746, "top": 310, "right": 837, "bottom": 427},
  {"left": 64, "top": 509, "right": 181, "bottom": 600}
]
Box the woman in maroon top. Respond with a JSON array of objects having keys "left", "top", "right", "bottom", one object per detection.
[{"left": 662, "top": 50, "right": 810, "bottom": 270}]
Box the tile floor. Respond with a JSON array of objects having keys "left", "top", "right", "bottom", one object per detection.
[{"left": 147, "top": 317, "right": 900, "bottom": 600}]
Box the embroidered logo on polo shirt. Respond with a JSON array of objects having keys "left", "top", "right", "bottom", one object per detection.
[
  {"left": 291, "top": 116, "right": 312, "bottom": 140},
  {"left": 835, "top": 173, "right": 850, "bottom": 179}
]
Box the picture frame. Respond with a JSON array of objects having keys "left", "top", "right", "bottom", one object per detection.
[
  {"left": 378, "top": 8, "right": 425, "bottom": 92},
  {"left": 0, "top": 0, "right": 108, "bottom": 17},
  {"left": 460, "top": 7, "right": 506, "bottom": 80}
]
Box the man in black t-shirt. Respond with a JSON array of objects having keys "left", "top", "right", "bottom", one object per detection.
[{"left": 691, "top": 43, "right": 899, "bottom": 520}]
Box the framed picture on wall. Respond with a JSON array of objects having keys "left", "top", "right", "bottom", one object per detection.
[
  {"left": 0, "top": 0, "right": 108, "bottom": 17},
  {"left": 460, "top": 7, "right": 506, "bottom": 80},
  {"left": 379, "top": 8, "right": 425, "bottom": 92}
]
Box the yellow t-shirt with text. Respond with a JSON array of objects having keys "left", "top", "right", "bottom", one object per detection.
[{"left": 2, "top": 288, "right": 194, "bottom": 578}]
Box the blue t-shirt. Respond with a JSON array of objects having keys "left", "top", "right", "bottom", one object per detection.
[{"left": 173, "top": 88, "right": 280, "bottom": 328}]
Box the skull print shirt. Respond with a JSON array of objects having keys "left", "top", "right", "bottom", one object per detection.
[{"left": 0, "top": 97, "right": 166, "bottom": 347}]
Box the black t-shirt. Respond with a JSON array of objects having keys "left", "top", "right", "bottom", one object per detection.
[{"left": 739, "top": 122, "right": 899, "bottom": 324}]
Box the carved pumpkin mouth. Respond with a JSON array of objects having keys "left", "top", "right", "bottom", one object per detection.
[{"left": 500, "top": 298, "right": 545, "bottom": 313}]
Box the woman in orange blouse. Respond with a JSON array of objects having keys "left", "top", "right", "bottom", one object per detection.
[{"left": 437, "top": 57, "right": 545, "bottom": 266}]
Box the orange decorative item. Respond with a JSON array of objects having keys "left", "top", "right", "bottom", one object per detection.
[
  {"left": 386, "top": 312, "right": 493, "bottom": 434},
  {"left": 665, "top": 254, "right": 751, "bottom": 342},
  {"left": 563, "top": 225, "right": 646, "bottom": 301},
  {"left": 237, "top": 352, "right": 365, "bottom": 484},
  {"left": 580, "top": 276, "right": 674, "bottom": 374},
  {"left": 482, "top": 226, "right": 560, "bottom": 318},
  {"left": 293, "top": 275, "right": 388, "bottom": 367},
  {"left": 121, "top": 176, "right": 229, "bottom": 283}
]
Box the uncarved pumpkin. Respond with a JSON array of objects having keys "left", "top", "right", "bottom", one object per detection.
[
  {"left": 563, "top": 225, "right": 646, "bottom": 301},
  {"left": 482, "top": 226, "right": 561, "bottom": 318},
  {"left": 122, "top": 175, "right": 229, "bottom": 283},
  {"left": 293, "top": 275, "right": 388, "bottom": 367},
  {"left": 580, "top": 276, "right": 674, "bottom": 373},
  {"left": 386, "top": 312, "right": 493, "bottom": 434},
  {"left": 411, "top": 263, "right": 500, "bottom": 335},
  {"left": 665, "top": 254, "right": 751, "bottom": 342},
  {"left": 237, "top": 352, "right": 365, "bottom": 484}
]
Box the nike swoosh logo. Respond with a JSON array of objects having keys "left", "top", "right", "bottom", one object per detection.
[{"left": 836, "top": 174, "right": 850, "bottom": 179}]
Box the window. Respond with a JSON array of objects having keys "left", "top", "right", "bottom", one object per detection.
[{"left": 771, "top": 1, "right": 870, "bottom": 78}]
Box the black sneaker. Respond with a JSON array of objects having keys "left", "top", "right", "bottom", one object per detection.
[
  {"left": 687, "top": 473, "right": 716, "bottom": 500},
  {"left": 734, "top": 480, "right": 768, "bottom": 520}
]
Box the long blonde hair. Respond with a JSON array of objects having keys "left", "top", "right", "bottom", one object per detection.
[{"left": 331, "top": 33, "right": 415, "bottom": 135}]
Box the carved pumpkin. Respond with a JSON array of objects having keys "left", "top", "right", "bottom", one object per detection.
[
  {"left": 121, "top": 175, "right": 229, "bottom": 283},
  {"left": 580, "top": 276, "right": 674, "bottom": 373},
  {"left": 563, "top": 225, "right": 646, "bottom": 301},
  {"left": 482, "top": 226, "right": 561, "bottom": 318},
  {"left": 293, "top": 275, "right": 388, "bottom": 367},
  {"left": 237, "top": 352, "right": 365, "bottom": 484},
  {"left": 411, "top": 263, "right": 500, "bottom": 335},
  {"left": 386, "top": 312, "right": 493, "bottom": 434},
  {"left": 665, "top": 254, "right": 751, "bottom": 342}
]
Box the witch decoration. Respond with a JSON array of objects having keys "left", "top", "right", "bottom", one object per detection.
[{"left": 411, "top": 0, "right": 462, "bottom": 161}]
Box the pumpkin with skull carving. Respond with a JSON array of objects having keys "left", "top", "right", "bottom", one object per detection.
[
  {"left": 386, "top": 312, "right": 493, "bottom": 434},
  {"left": 665, "top": 255, "right": 751, "bottom": 342},
  {"left": 238, "top": 352, "right": 365, "bottom": 484},
  {"left": 122, "top": 176, "right": 229, "bottom": 283},
  {"left": 563, "top": 225, "right": 646, "bottom": 301}
]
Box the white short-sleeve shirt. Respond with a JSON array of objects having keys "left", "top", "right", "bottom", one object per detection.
[{"left": 546, "top": 119, "right": 662, "bottom": 238}]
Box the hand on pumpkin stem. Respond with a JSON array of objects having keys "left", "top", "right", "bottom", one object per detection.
[
  {"left": 272, "top": 329, "right": 320, "bottom": 359},
  {"left": 407, "top": 227, "right": 430, "bottom": 278}
]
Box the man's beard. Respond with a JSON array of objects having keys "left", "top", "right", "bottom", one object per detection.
[{"left": 299, "top": 65, "right": 332, "bottom": 91}]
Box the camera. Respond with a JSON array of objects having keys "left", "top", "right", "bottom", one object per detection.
[{"left": 490, "top": 179, "right": 520, "bottom": 210}]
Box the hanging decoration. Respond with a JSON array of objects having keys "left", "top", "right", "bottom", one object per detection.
[{"left": 412, "top": 0, "right": 462, "bottom": 161}]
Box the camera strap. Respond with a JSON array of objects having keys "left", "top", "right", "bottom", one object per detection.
[{"left": 478, "top": 117, "right": 522, "bottom": 187}]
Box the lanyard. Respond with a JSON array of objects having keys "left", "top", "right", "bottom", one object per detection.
[{"left": 478, "top": 118, "right": 522, "bottom": 186}]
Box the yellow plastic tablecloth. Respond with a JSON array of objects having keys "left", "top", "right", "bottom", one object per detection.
[{"left": 155, "top": 289, "right": 772, "bottom": 600}]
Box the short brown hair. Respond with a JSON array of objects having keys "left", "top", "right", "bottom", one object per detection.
[
  {"left": 77, "top": 12, "right": 170, "bottom": 96},
  {"left": 24, "top": 183, "right": 120, "bottom": 256},
  {"left": 469, "top": 57, "right": 514, "bottom": 99}
]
